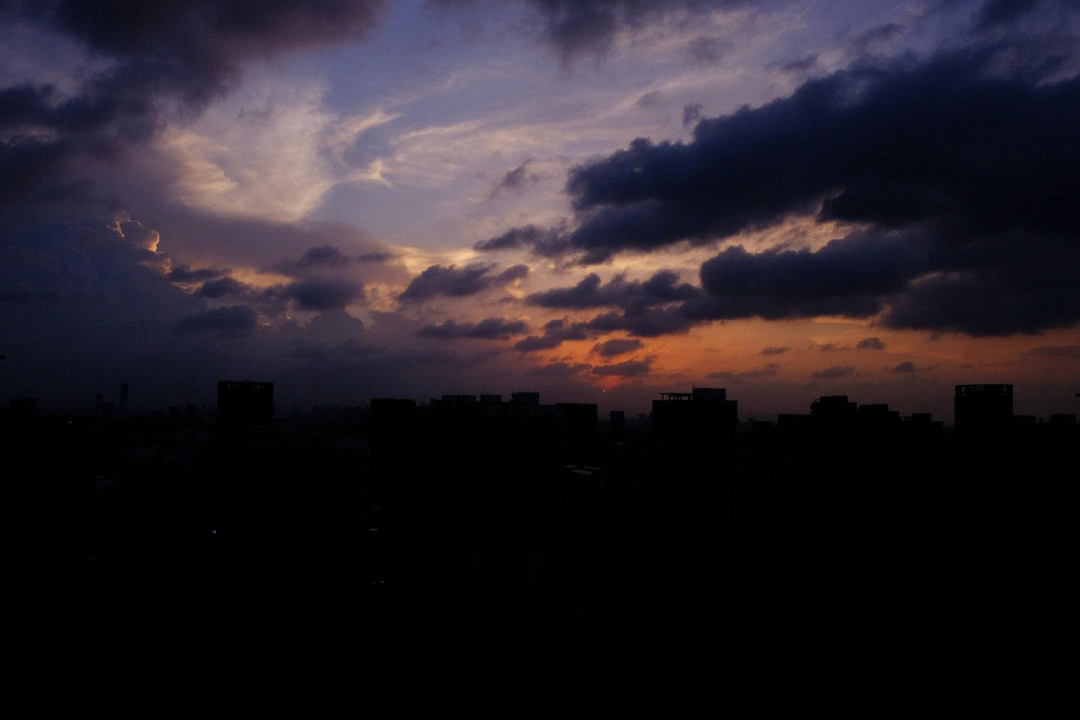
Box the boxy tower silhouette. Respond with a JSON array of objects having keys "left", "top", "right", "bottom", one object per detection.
[
  {"left": 955, "top": 384, "right": 1012, "bottom": 433},
  {"left": 217, "top": 381, "right": 274, "bottom": 428},
  {"left": 651, "top": 387, "right": 738, "bottom": 485}
]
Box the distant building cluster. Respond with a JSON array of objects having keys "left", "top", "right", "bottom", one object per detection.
[{"left": 9, "top": 380, "right": 1076, "bottom": 709}]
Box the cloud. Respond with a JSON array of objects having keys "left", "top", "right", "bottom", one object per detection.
[
  {"left": 418, "top": 317, "right": 529, "bottom": 340},
  {"left": 1026, "top": 345, "right": 1080, "bottom": 360},
  {"left": 515, "top": 0, "right": 748, "bottom": 60},
  {"left": 685, "top": 231, "right": 920, "bottom": 322},
  {"left": 474, "top": 224, "right": 569, "bottom": 254},
  {"left": 9, "top": 1, "right": 388, "bottom": 107},
  {"left": 168, "top": 265, "right": 228, "bottom": 284},
  {"left": 776, "top": 54, "right": 818, "bottom": 74},
  {"left": 974, "top": 0, "right": 1062, "bottom": 28},
  {"left": 0, "top": 1, "right": 388, "bottom": 212},
  {"left": 687, "top": 37, "right": 726, "bottom": 66},
  {"left": 637, "top": 91, "right": 663, "bottom": 109},
  {"left": 275, "top": 245, "right": 353, "bottom": 275},
  {"left": 398, "top": 263, "right": 528, "bottom": 303},
  {"left": 562, "top": 48, "right": 1080, "bottom": 262},
  {"left": 489, "top": 160, "right": 539, "bottom": 198},
  {"left": 358, "top": 252, "right": 393, "bottom": 263},
  {"left": 682, "top": 102, "right": 704, "bottom": 128},
  {"left": 527, "top": 270, "right": 700, "bottom": 312},
  {"left": 584, "top": 307, "right": 695, "bottom": 337},
  {"left": 526, "top": 361, "right": 593, "bottom": 377},
  {"left": 852, "top": 22, "right": 904, "bottom": 49},
  {"left": 592, "top": 338, "right": 643, "bottom": 357},
  {"left": 591, "top": 356, "right": 653, "bottom": 377},
  {"left": 196, "top": 277, "right": 250, "bottom": 299},
  {"left": 492, "top": 41, "right": 1080, "bottom": 335},
  {"left": 287, "top": 335, "right": 376, "bottom": 361},
  {"left": 761, "top": 346, "right": 788, "bottom": 355},
  {"left": 707, "top": 363, "right": 781, "bottom": 381},
  {"left": 893, "top": 361, "right": 918, "bottom": 373},
  {"left": 857, "top": 337, "right": 886, "bottom": 350},
  {"left": 811, "top": 365, "right": 855, "bottom": 379},
  {"left": 279, "top": 278, "right": 364, "bottom": 311},
  {"left": 513, "top": 317, "right": 591, "bottom": 351},
  {"left": 173, "top": 304, "right": 258, "bottom": 338}
]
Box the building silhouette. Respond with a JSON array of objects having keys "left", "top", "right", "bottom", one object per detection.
[
  {"left": 651, "top": 388, "right": 738, "bottom": 486},
  {"left": 216, "top": 380, "right": 274, "bottom": 428},
  {"left": 955, "top": 383, "right": 1013, "bottom": 432}
]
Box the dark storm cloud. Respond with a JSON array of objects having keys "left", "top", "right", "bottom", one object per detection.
[
  {"left": 707, "top": 363, "right": 780, "bottom": 380},
  {"left": 682, "top": 102, "right": 704, "bottom": 128},
  {"left": 196, "top": 276, "right": 250, "bottom": 299},
  {"left": 486, "top": 38, "right": 1080, "bottom": 335},
  {"left": 1026, "top": 345, "right": 1080, "bottom": 360},
  {"left": 522, "top": 42, "right": 1080, "bottom": 334},
  {"left": 857, "top": 337, "right": 886, "bottom": 350},
  {"left": 637, "top": 91, "right": 663, "bottom": 109},
  {"left": 418, "top": 317, "right": 529, "bottom": 340},
  {"left": 490, "top": 160, "right": 539, "bottom": 198},
  {"left": 591, "top": 357, "right": 653, "bottom": 377},
  {"left": 514, "top": 317, "right": 591, "bottom": 351},
  {"left": 518, "top": 0, "right": 748, "bottom": 59},
  {"left": 7, "top": 1, "right": 387, "bottom": 105},
  {"left": 526, "top": 270, "right": 701, "bottom": 312},
  {"left": 526, "top": 361, "right": 593, "bottom": 377},
  {"left": 279, "top": 278, "right": 363, "bottom": 311},
  {"left": 687, "top": 37, "right": 726, "bottom": 66},
  {"left": 592, "top": 337, "right": 643, "bottom": 356},
  {"left": 271, "top": 245, "right": 395, "bottom": 276},
  {"left": 168, "top": 265, "right": 228, "bottom": 284},
  {"left": 584, "top": 307, "right": 694, "bottom": 336},
  {"left": 893, "top": 361, "right": 918, "bottom": 373},
  {"left": 357, "top": 252, "right": 394, "bottom": 263},
  {"left": 685, "top": 232, "right": 921, "bottom": 322},
  {"left": 565, "top": 49, "right": 1080, "bottom": 259},
  {"left": 0, "top": 2, "right": 404, "bottom": 404},
  {"left": 173, "top": 304, "right": 258, "bottom": 338},
  {"left": 776, "top": 54, "right": 818, "bottom": 73},
  {"left": 513, "top": 335, "right": 562, "bottom": 351},
  {"left": 852, "top": 22, "right": 903, "bottom": 48},
  {"left": 875, "top": 234, "right": 1080, "bottom": 335},
  {"left": 275, "top": 245, "right": 353, "bottom": 274},
  {"left": 811, "top": 365, "right": 855, "bottom": 380},
  {"left": 973, "top": 0, "right": 1080, "bottom": 27},
  {"left": 760, "top": 346, "right": 788, "bottom": 355},
  {"left": 0, "top": 217, "right": 169, "bottom": 303},
  {"left": 474, "top": 224, "right": 569, "bottom": 255},
  {"left": 528, "top": 227, "right": 1077, "bottom": 339},
  {"left": 398, "top": 263, "right": 528, "bottom": 302},
  {"left": 286, "top": 334, "right": 376, "bottom": 361},
  {"left": 0, "top": 1, "right": 388, "bottom": 207}
]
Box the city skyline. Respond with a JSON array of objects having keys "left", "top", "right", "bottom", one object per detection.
[
  {"left": 27, "top": 376, "right": 1073, "bottom": 431},
  {"left": 3, "top": 1, "right": 1079, "bottom": 420}
]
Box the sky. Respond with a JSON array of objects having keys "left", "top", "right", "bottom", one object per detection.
[{"left": 2, "top": 0, "right": 1079, "bottom": 421}]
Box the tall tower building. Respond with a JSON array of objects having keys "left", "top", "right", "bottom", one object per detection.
[
  {"left": 955, "top": 384, "right": 1013, "bottom": 432},
  {"left": 217, "top": 381, "right": 274, "bottom": 428},
  {"left": 651, "top": 388, "right": 738, "bottom": 485}
]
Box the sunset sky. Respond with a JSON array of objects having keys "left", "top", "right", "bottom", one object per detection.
[{"left": 2, "top": 0, "right": 1079, "bottom": 420}]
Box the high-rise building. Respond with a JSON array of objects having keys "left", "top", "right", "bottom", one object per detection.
[
  {"left": 955, "top": 384, "right": 1013, "bottom": 431},
  {"left": 651, "top": 388, "right": 738, "bottom": 485},
  {"left": 217, "top": 381, "right": 274, "bottom": 428},
  {"left": 556, "top": 402, "right": 599, "bottom": 467}
]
